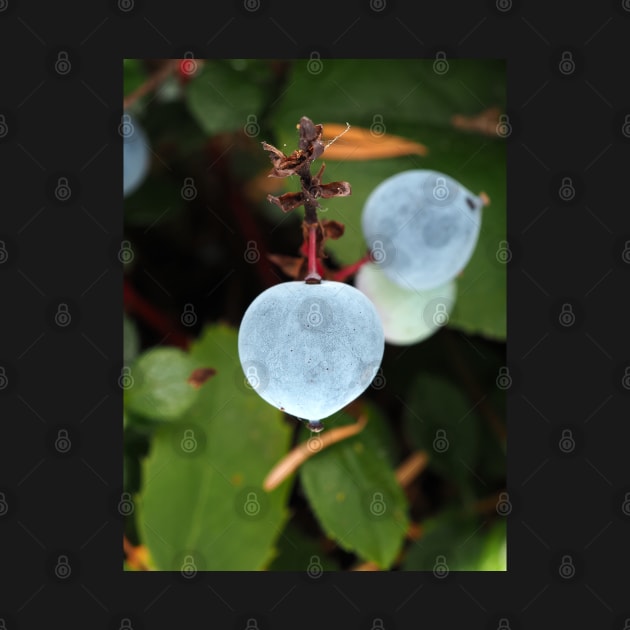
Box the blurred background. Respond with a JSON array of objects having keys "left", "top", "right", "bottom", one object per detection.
[{"left": 122, "top": 58, "right": 507, "bottom": 572}]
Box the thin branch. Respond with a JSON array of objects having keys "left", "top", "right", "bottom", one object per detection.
[
  {"left": 263, "top": 414, "right": 368, "bottom": 491},
  {"left": 123, "top": 60, "right": 178, "bottom": 110}
]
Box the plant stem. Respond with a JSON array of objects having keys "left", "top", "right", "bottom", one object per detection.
[
  {"left": 123, "top": 60, "right": 178, "bottom": 111},
  {"left": 298, "top": 152, "right": 322, "bottom": 283},
  {"left": 331, "top": 253, "right": 372, "bottom": 282},
  {"left": 304, "top": 223, "right": 321, "bottom": 284}
]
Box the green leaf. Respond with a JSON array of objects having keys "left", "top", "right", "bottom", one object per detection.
[
  {"left": 299, "top": 407, "right": 409, "bottom": 569},
  {"left": 402, "top": 508, "right": 504, "bottom": 571},
  {"left": 125, "top": 347, "right": 199, "bottom": 422},
  {"left": 186, "top": 61, "right": 266, "bottom": 136},
  {"left": 270, "top": 58, "right": 506, "bottom": 340},
  {"left": 478, "top": 519, "right": 507, "bottom": 571},
  {"left": 403, "top": 374, "right": 480, "bottom": 499},
  {"left": 266, "top": 520, "right": 340, "bottom": 571},
  {"left": 137, "top": 324, "right": 293, "bottom": 570},
  {"left": 123, "top": 59, "right": 146, "bottom": 98}
]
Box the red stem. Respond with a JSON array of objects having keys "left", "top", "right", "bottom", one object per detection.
[
  {"left": 123, "top": 279, "right": 191, "bottom": 350},
  {"left": 331, "top": 253, "right": 372, "bottom": 282},
  {"left": 304, "top": 224, "right": 321, "bottom": 284}
]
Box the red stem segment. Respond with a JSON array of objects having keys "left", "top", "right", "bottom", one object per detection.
[
  {"left": 331, "top": 253, "right": 372, "bottom": 282},
  {"left": 123, "top": 279, "right": 191, "bottom": 350},
  {"left": 304, "top": 224, "right": 321, "bottom": 284}
]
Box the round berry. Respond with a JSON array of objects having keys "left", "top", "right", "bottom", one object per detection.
[
  {"left": 361, "top": 170, "right": 483, "bottom": 290},
  {"left": 238, "top": 280, "right": 385, "bottom": 424}
]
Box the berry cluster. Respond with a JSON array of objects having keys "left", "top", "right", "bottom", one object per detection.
[{"left": 356, "top": 169, "right": 485, "bottom": 345}]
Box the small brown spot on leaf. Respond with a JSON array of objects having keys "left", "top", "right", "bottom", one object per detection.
[{"left": 187, "top": 367, "right": 217, "bottom": 389}]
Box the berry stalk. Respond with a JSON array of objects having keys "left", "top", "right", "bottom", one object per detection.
[
  {"left": 262, "top": 116, "right": 351, "bottom": 284},
  {"left": 304, "top": 223, "right": 321, "bottom": 284}
]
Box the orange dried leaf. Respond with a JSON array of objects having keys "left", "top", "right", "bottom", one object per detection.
[
  {"left": 451, "top": 106, "right": 502, "bottom": 137},
  {"left": 124, "top": 537, "right": 153, "bottom": 571},
  {"left": 320, "top": 123, "right": 428, "bottom": 161}
]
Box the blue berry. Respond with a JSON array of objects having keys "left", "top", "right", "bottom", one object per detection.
[
  {"left": 123, "top": 112, "right": 150, "bottom": 197},
  {"left": 238, "top": 280, "right": 385, "bottom": 425},
  {"left": 361, "top": 170, "right": 483, "bottom": 290}
]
